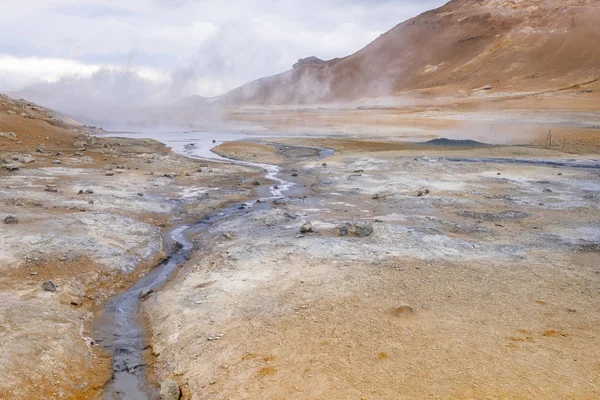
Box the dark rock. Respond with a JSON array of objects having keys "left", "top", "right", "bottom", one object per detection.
[
  {"left": 137, "top": 193, "right": 144, "bottom": 197},
  {"left": 4, "top": 215, "right": 18, "bottom": 224},
  {"left": 355, "top": 223, "right": 374, "bottom": 237},
  {"left": 339, "top": 225, "right": 349, "bottom": 236},
  {"left": 543, "top": 188, "right": 553, "bottom": 193},
  {"left": 139, "top": 288, "right": 153, "bottom": 299},
  {"left": 253, "top": 181, "right": 261, "bottom": 186},
  {"left": 42, "top": 281, "right": 57, "bottom": 292},
  {"left": 44, "top": 185, "right": 58, "bottom": 192}
]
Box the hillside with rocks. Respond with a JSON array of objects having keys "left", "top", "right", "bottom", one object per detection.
[{"left": 217, "top": 0, "right": 600, "bottom": 105}]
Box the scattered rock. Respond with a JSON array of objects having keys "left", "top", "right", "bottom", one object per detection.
[
  {"left": 355, "top": 223, "right": 374, "bottom": 237},
  {"left": 3, "top": 215, "right": 18, "bottom": 224},
  {"left": 42, "top": 281, "right": 58, "bottom": 292},
  {"left": 339, "top": 225, "right": 349, "bottom": 236},
  {"left": 159, "top": 379, "right": 180, "bottom": 400},
  {"left": 300, "top": 222, "right": 313, "bottom": 233},
  {"left": 44, "top": 185, "right": 58, "bottom": 192}
]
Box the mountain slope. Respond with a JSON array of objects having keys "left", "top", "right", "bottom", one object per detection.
[{"left": 218, "top": 0, "right": 600, "bottom": 105}]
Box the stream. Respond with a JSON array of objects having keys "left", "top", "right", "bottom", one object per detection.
[{"left": 92, "top": 132, "right": 331, "bottom": 399}]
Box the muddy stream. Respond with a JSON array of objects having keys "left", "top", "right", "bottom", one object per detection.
[{"left": 91, "top": 132, "right": 332, "bottom": 399}]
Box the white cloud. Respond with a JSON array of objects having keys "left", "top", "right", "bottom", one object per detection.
[{"left": 0, "top": 0, "right": 447, "bottom": 101}]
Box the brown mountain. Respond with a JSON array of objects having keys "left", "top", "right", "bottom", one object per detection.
[{"left": 217, "top": 0, "right": 600, "bottom": 105}]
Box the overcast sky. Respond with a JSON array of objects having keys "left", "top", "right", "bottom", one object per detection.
[{"left": 0, "top": 0, "right": 446, "bottom": 101}]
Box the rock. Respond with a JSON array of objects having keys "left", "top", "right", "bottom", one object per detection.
[
  {"left": 53, "top": 160, "right": 62, "bottom": 164},
  {"left": 36, "top": 146, "right": 45, "bottom": 153},
  {"left": 322, "top": 162, "right": 328, "bottom": 167},
  {"left": 4, "top": 215, "right": 18, "bottom": 224},
  {"left": 73, "top": 141, "right": 87, "bottom": 148},
  {"left": 196, "top": 168, "right": 203, "bottom": 172},
  {"left": 252, "top": 181, "right": 261, "bottom": 186},
  {"left": 139, "top": 288, "right": 153, "bottom": 299},
  {"left": 0, "top": 132, "right": 17, "bottom": 140},
  {"left": 256, "top": 199, "right": 265, "bottom": 204},
  {"left": 42, "top": 281, "right": 58, "bottom": 292},
  {"left": 74, "top": 151, "right": 84, "bottom": 156},
  {"left": 44, "top": 185, "right": 58, "bottom": 192},
  {"left": 88, "top": 200, "right": 94, "bottom": 204},
  {"left": 3, "top": 164, "right": 21, "bottom": 171},
  {"left": 339, "top": 225, "right": 349, "bottom": 236},
  {"left": 291, "top": 173, "right": 298, "bottom": 177},
  {"left": 56, "top": 152, "right": 64, "bottom": 156},
  {"left": 543, "top": 188, "right": 553, "bottom": 193},
  {"left": 163, "top": 173, "right": 175, "bottom": 179},
  {"left": 7, "top": 110, "right": 16, "bottom": 115},
  {"left": 293, "top": 56, "right": 325, "bottom": 69},
  {"left": 85, "top": 189, "right": 94, "bottom": 194},
  {"left": 185, "top": 172, "right": 191, "bottom": 176},
  {"left": 300, "top": 222, "right": 313, "bottom": 233},
  {"left": 482, "top": 85, "right": 493, "bottom": 91},
  {"left": 223, "top": 232, "right": 233, "bottom": 240},
  {"left": 105, "top": 172, "right": 114, "bottom": 176},
  {"left": 159, "top": 379, "right": 180, "bottom": 400},
  {"left": 458, "top": 210, "right": 529, "bottom": 222},
  {"left": 355, "top": 223, "right": 374, "bottom": 237},
  {"left": 137, "top": 192, "right": 144, "bottom": 197},
  {"left": 558, "top": 172, "right": 563, "bottom": 176}
]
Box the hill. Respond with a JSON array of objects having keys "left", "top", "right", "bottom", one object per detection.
[{"left": 217, "top": 0, "right": 600, "bottom": 105}]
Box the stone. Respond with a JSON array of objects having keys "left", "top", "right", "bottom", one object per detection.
[
  {"left": 300, "top": 222, "right": 313, "bottom": 233},
  {"left": 7, "top": 110, "right": 16, "bottom": 115},
  {"left": 339, "top": 225, "right": 349, "bottom": 236},
  {"left": 53, "top": 160, "right": 62, "bottom": 164},
  {"left": 0, "top": 132, "right": 17, "bottom": 140},
  {"left": 543, "top": 188, "right": 553, "bottom": 193},
  {"left": 105, "top": 172, "right": 114, "bottom": 176},
  {"left": 4, "top": 215, "right": 18, "bottom": 224},
  {"left": 291, "top": 173, "right": 298, "bottom": 177},
  {"left": 74, "top": 151, "right": 84, "bottom": 156},
  {"left": 137, "top": 193, "right": 144, "bottom": 197},
  {"left": 196, "top": 168, "right": 203, "bottom": 172},
  {"left": 139, "top": 288, "right": 153, "bottom": 299},
  {"left": 44, "top": 185, "right": 58, "bottom": 192},
  {"left": 42, "top": 281, "right": 58, "bottom": 292},
  {"left": 354, "top": 223, "right": 374, "bottom": 237},
  {"left": 159, "top": 379, "right": 180, "bottom": 400},
  {"left": 3, "top": 164, "right": 20, "bottom": 171},
  {"left": 322, "top": 162, "right": 328, "bottom": 167},
  {"left": 253, "top": 181, "right": 261, "bottom": 186},
  {"left": 223, "top": 232, "right": 233, "bottom": 240}
]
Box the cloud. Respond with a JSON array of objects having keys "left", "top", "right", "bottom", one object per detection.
[{"left": 0, "top": 0, "right": 448, "bottom": 118}]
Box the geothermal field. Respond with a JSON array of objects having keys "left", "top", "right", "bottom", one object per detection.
[{"left": 1, "top": 0, "right": 600, "bottom": 399}]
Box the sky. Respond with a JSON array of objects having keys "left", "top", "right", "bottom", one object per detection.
[{"left": 0, "top": 0, "right": 447, "bottom": 105}]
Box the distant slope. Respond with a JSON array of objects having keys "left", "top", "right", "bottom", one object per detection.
[{"left": 217, "top": 0, "right": 600, "bottom": 105}]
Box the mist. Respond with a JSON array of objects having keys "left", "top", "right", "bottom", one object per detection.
[{"left": 0, "top": 0, "right": 447, "bottom": 127}]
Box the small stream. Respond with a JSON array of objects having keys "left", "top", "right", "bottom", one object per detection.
[{"left": 92, "top": 132, "right": 331, "bottom": 399}]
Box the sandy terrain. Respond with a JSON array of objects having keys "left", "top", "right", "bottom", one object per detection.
[{"left": 143, "top": 140, "right": 600, "bottom": 399}]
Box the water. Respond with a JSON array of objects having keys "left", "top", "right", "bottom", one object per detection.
[{"left": 92, "top": 130, "right": 330, "bottom": 399}]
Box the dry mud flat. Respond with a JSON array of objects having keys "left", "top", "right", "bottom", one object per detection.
[
  {"left": 0, "top": 133, "right": 262, "bottom": 399},
  {"left": 146, "top": 141, "right": 600, "bottom": 399}
]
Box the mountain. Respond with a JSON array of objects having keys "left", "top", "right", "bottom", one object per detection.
[{"left": 217, "top": 0, "right": 600, "bottom": 105}]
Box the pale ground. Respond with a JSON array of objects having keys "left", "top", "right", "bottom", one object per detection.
[
  {"left": 144, "top": 142, "right": 600, "bottom": 400},
  {"left": 0, "top": 130, "right": 262, "bottom": 399}
]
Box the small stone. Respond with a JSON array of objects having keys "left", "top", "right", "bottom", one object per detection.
[
  {"left": 44, "top": 185, "right": 58, "bottom": 192},
  {"left": 300, "top": 222, "right": 313, "bottom": 233},
  {"left": 196, "top": 168, "right": 203, "bottom": 172},
  {"left": 291, "top": 173, "right": 298, "bottom": 177},
  {"left": 339, "top": 225, "right": 349, "bottom": 236},
  {"left": 85, "top": 189, "right": 94, "bottom": 194},
  {"left": 139, "top": 288, "right": 153, "bottom": 299},
  {"left": 185, "top": 172, "right": 191, "bottom": 176},
  {"left": 159, "top": 378, "right": 180, "bottom": 400},
  {"left": 42, "top": 281, "right": 58, "bottom": 292},
  {"left": 253, "top": 181, "right": 261, "bottom": 186},
  {"left": 78, "top": 190, "right": 84, "bottom": 194},
  {"left": 543, "top": 188, "right": 552, "bottom": 193},
  {"left": 558, "top": 172, "right": 563, "bottom": 176},
  {"left": 30, "top": 271, "right": 38, "bottom": 276},
  {"left": 53, "top": 160, "right": 62, "bottom": 164},
  {"left": 88, "top": 200, "right": 94, "bottom": 204},
  {"left": 4, "top": 215, "right": 18, "bottom": 224},
  {"left": 355, "top": 223, "right": 373, "bottom": 237},
  {"left": 223, "top": 232, "right": 233, "bottom": 240},
  {"left": 497, "top": 172, "right": 501, "bottom": 175},
  {"left": 322, "top": 162, "right": 327, "bottom": 167},
  {"left": 105, "top": 172, "right": 114, "bottom": 176},
  {"left": 256, "top": 199, "right": 265, "bottom": 204},
  {"left": 137, "top": 193, "right": 144, "bottom": 197}
]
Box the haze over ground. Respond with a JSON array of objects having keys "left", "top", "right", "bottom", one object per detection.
[{"left": 0, "top": 0, "right": 445, "bottom": 110}]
